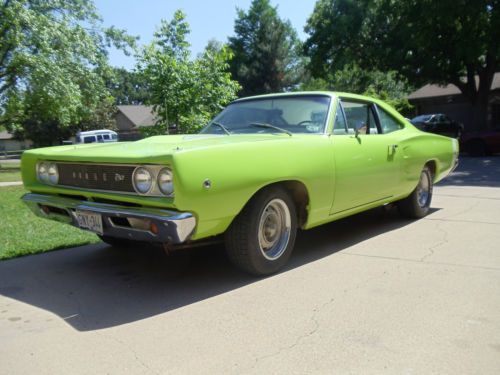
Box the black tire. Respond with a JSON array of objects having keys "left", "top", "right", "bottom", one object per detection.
[
  {"left": 225, "top": 186, "right": 298, "bottom": 276},
  {"left": 398, "top": 166, "right": 433, "bottom": 219},
  {"left": 98, "top": 234, "right": 136, "bottom": 248}
]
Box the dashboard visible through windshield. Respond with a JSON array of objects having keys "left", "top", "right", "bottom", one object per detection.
[{"left": 201, "top": 95, "right": 331, "bottom": 135}]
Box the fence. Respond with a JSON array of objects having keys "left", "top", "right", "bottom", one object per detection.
[{"left": 0, "top": 149, "right": 24, "bottom": 159}]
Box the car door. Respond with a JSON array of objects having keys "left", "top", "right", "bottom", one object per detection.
[{"left": 330, "top": 98, "right": 403, "bottom": 215}]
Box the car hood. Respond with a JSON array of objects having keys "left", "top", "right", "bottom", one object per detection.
[{"left": 25, "top": 134, "right": 295, "bottom": 163}]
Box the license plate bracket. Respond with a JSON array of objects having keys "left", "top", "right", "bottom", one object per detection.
[{"left": 75, "top": 210, "right": 103, "bottom": 235}]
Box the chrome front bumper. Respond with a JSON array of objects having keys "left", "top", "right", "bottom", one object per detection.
[{"left": 22, "top": 193, "right": 196, "bottom": 244}]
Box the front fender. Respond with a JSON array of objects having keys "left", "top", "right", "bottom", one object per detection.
[{"left": 171, "top": 135, "right": 335, "bottom": 239}]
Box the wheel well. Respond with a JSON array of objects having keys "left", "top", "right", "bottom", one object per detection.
[
  {"left": 425, "top": 160, "right": 437, "bottom": 181},
  {"left": 256, "top": 181, "right": 310, "bottom": 228}
]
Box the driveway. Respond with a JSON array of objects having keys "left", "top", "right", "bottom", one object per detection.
[{"left": 1, "top": 157, "right": 499, "bottom": 374}]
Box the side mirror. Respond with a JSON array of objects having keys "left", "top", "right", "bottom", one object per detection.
[{"left": 354, "top": 122, "right": 366, "bottom": 137}]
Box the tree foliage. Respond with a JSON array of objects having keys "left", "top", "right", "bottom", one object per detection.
[
  {"left": 304, "top": 0, "right": 500, "bottom": 128},
  {"left": 106, "top": 68, "right": 150, "bottom": 105},
  {"left": 137, "top": 10, "right": 240, "bottom": 134},
  {"left": 300, "top": 64, "right": 413, "bottom": 114},
  {"left": 228, "top": 0, "right": 305, "bottom": 96},
  {"left": 0, "top": 0, "right": 136, "bottom": 145}
]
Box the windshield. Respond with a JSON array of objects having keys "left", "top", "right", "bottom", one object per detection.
[{"left": 200, "top": 95, "right": 331, "bottom": 135}]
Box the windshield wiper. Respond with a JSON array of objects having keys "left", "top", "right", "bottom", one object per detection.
[
  {"left": 249, "top": 122, "right": 292, "bottom": 136},
  {"left": 209, "top": 121, "right": 231, "bottom": 135}
]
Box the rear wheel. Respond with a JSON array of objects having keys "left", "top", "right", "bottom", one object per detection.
[
  {"left": 398, "top": 166, "right": 433, "bottom": 219},
  {"left": 225, "top": 186, "right": 297, "bottom": 275}
]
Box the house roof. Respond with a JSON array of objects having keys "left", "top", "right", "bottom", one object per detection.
[
  {"left": 0, "top": 130, "right": 13, "bottom": 140},
  {"left": 408, "top": 72, "right": 500, "bottom": 100},
  {"left": 117, "top": 105, "right": 157, "bottom": 127}
]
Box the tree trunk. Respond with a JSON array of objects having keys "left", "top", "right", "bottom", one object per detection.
[
  {"left": 472, "top": 87, "right": 490, "bottom": 131},
  {"left": 455, "top": 60, "right": 495, "bottom": 131}
]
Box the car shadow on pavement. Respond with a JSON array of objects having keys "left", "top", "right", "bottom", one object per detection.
[
  {"left": 438, "top": 155, "right": 500, "bottom": 187},
  {"left": 0, "top": 207, "right": 429, "bottom": 332}
]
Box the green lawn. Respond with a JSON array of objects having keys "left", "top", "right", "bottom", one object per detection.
[
  {"left": 0, "top": 186, "right": 100, "bottom": 260},
  {"left": 0, "top": 160, "right": 21, "bottom": 182}
]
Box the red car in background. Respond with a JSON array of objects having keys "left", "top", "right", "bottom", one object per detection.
[{"left": 460, "top": 129, "right": 500, "bottom": 156}]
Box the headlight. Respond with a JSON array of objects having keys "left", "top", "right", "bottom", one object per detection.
[
  {"left": 157, "top": 168, "right": 173, "bottom": 196},
  {"left": 37, "top": 162, "right": 49, "bottom": 183},
  {"left": 47, "top": 163, "right": 59, "bottom": 185},
  {"left": 133, "top": 167, "right": 153, "bottom": 194}
]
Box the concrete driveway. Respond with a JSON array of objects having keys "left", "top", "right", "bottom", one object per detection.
[{"left": 1, "top": 157, "right": 500, "bottom": 374}]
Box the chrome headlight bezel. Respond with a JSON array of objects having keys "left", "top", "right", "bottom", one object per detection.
[
  {"left": 47, "top": 162, "right": 59, "bottom": 185},
  {"left": 132, "top": 166, "right": 153, "bottom": 194},
  {"left": 157, "top": 168, "right": 174, "bottom": 196},
  {"left": 36, "top": 162, "right": 49, "bottom": 183},
  {"left": 37, "top": 161, "right": 59, "bottom": 185}
]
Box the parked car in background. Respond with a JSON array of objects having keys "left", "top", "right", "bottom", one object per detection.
[
  {"left": 21, "top": 92, "right": 458, "bottom": 275},
  {"left": 411, "top": 114, "right": 463, "bottom": 138},
  {"left": 460, "top": 129, "right": 500, "bottom": 156},
  {"left": 76, "top": 130, "right": 118, "bottom": 144}
]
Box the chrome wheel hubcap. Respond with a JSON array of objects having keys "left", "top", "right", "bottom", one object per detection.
[
  {"left": 417, "top": 171, "right": 431, "bottom": 208},
  {"left": 258, "top": 199, "right": 291, "bottom": 260}
]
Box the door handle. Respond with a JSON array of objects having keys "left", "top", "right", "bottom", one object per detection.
[{"left": 389, "top": 144, "right": 398, "bottom": 154}]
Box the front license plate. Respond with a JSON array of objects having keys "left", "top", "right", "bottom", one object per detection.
[{"left": 75, "top": 210, "right": 103, "bottom": 235}]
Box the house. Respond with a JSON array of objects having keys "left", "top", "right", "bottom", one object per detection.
[
  {"left": 408, "top": 73, "right": 500, "bottom": 131},
  {"left": 115, "top": 105, "right": 158, "bottom": 140},
  {"left": 0, "top": 130, "right": 32, "bottom": 155}
]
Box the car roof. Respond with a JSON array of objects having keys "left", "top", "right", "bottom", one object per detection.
[
  {"left": 79, "top": 130, "right": 117, "bottom": 136},
  {"left": 231, "top": 91, "right": 390, "bottom": 105}
]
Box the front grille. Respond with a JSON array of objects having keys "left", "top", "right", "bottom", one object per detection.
[{"left": 57, "top": 163, "right": 136, "bottom": 193}]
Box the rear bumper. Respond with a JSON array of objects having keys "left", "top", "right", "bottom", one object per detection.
[{"left": 22, "top": 193, "right": 196, "bottom": 244}]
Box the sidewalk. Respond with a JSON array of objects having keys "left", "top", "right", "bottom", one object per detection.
[{"left": 0, "top": 181, "right": 22, "bottom": 187}]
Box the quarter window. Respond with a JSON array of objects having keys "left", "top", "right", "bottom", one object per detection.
[{"left": 377, "top": 106, "right": 403, "bottom": 133}]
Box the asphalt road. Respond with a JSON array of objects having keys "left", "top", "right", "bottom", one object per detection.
[{"left": 1, "top": 157, "right": 500, "bottom": 374}]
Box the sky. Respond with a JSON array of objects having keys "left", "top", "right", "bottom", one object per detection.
[{"left": 94, "top": 0, "right": 317, "bottom": 70}]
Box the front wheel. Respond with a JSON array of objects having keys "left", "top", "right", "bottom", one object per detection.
[
  {"left": 398, "top": 166, "right": 433, "bottom": 219},
  {"left": 225, "top": 186, "right": 297, "bottom": 276}
]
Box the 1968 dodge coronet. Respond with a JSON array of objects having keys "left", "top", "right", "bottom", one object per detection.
[{"left": 21, "top": 92, "right": 458, "bottom": 275}]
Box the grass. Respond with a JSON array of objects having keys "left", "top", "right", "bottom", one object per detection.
[
  {"left": 0, "top": 160, "right": 21, "bottom": 182},
  {"left": 0, "top": 186, "right": 100, "bottom": 260}
]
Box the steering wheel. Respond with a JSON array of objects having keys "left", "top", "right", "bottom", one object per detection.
[{"left": 297, "top": 120, "right": 314, "bottom": 126}]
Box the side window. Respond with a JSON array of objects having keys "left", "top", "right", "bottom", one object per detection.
[
  {"left": 333, "top": 102, "right": 347, "bottom": 134},
  {"left": 103, "top": 134, "right": 110, "bottom": 140},
  {"left": 377, "top": 106, "right": 403, "bottom": 134},
  {"left": 84, "top": 136, "right": 96, "bottom": 144},
  {"left": 341, "top": 100, "right": 379, "bottom": 135},
  {"left": 96, "top": 135, "right": 103, "bottom": 142}
]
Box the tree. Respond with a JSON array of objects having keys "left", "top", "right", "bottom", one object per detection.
[
  {"left": 304, "top": 0, "right": 500, "bottom": 129},
  {"left": 137, "top": 10, "right": 240, "bottom": 134},
  {"left": 228, "top": 0, "right": 305, "bottom": 96},
  {"left": 106, "top": 68, "right": 150, "bottom": 105},
  {"left": 0, "top": 0, "right": 136, "bottom": 145},
  {"left": 300, "top": 63, "right": 413, "bottom": 114}
]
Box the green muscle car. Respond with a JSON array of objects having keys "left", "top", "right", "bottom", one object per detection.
[{"left": 21, "top": 92, "right": 459, "bottom": 275}]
